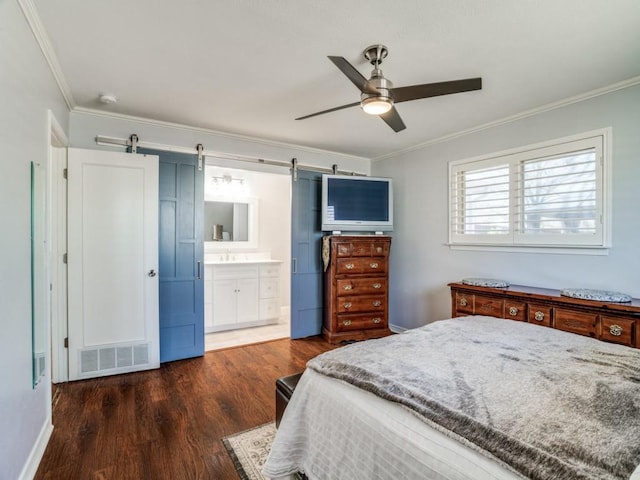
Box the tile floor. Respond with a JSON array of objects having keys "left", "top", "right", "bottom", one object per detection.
[{"left": 204, "top": 320, "right": 290, "bottom": 351}]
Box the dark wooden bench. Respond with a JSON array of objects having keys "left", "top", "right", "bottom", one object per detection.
[{"left": 275, "top": 372, "right": 303, "bottom": 428}]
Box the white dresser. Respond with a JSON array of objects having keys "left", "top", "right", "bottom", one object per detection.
[{"left": 204, "top": 260, "right": 281, "bottom": 333}]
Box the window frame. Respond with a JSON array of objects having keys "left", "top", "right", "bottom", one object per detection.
[{"left": 448, "top": 128, "right": 611, "bottom": 252}]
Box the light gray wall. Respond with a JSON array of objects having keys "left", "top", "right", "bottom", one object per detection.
[
  {"left": 373, "top": 84, "right": 640, "bottom": 330},
  {"left": 0, "top": 2, "right": 70, "bottom": 478}
]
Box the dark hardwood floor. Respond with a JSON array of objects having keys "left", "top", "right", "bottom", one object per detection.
[{"left": 35, "top": 337, "right": 335, "bottom": 480}]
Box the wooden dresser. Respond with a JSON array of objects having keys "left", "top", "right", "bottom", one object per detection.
[
  {"left": 323, "top": 235, "right": 392, "bottom": 344},
  {"left": 449, "top": 282, "right": 640, "bottom": 349}
]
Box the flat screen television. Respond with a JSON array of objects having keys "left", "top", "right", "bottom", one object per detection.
[{"left": 321, "top": 174, "right": 393, "bottom": 232}]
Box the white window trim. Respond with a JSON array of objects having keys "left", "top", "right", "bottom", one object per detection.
[{"left": 448, "top": 128, "right": 612, "bottom": 253}]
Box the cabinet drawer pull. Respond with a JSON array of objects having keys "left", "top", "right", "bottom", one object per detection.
[
  {"left": 343, "top": 302, "right": 352, "bottom": 309},
  {"left": 372, "top": 300, "right": 381, "bottom": 307},
  {"left": 459, "top": 298, "right": 468, "bottom": 307},
  {"left": 508, "top": 307, "right": 519, "bottom": 316},
  {"left": 609, "top": 324, "right": 623, "bottom": 336},
  {"left": 343, "top": 320, "right": 352, "bottom": 327},
  {"left": 534, "top": 311, "right": 545, "bottom": 322},
  {"left": 372, "top": 317, "right": 381, "bottom": 324},
  {"left": 376, "top": 247, "right": 382, "bottom": 253},
  {"left": 372, "top": 282, "right": 381, "bottom": 289},
  {"left": 345, "top": 263, "right": 355, "bottom": 269},
  {"left": 369, "top": 262, "right": 379, "bottom": 269},
  {"left": 342, "top": 284, "right": 353, "bottom": 290}
]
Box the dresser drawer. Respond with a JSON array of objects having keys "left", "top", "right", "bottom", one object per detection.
[
  {"left": 454, "top": 292, "right": 474, "bottom": 315},
  {"left": 336, "top": 258, "right": 387, "bottom": 274},
  {"left": 336, "top": 278, "right": 386, "bottom": 296},
  {"left": 528, "top": 304, "right": 553, "bottom": 327},
  {"left": 335, "top": 242, "right": 371, "bottom": 257},
  {"left": 600, "top": 316, "right": 635, "bottom": 347},
  {"left": 371, "top": 241, "right": 390, "bottom": 257},
  {"left": 474, "top": 295, "right": 505, "bottom": 317},
  {"left": 504, "top": 301, "right": 527, "bottom": 321},
  {"left": 336, "top": 313, "right": 386, "bottom": 332},
  {"left": 337, "top": 295, "right": 386, "bottom": 314},
  {"left": 555, "top": 309, "right": 597, "bottom": 338}
]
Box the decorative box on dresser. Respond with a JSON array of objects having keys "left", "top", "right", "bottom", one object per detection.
[
  {"left": 323, "top": 235, "right": 392, "bottom": 344},
  {"left": 449, "top": 283, "right": 640, "bottom": 348}
]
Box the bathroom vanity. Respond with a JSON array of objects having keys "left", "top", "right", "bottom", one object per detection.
[{"left": 204, "top": 257, "right": 282, "bottom": 333}]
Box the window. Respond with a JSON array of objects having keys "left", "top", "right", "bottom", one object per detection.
[{"left": 449, "top": 129, "right": 610, "bottom": 249}]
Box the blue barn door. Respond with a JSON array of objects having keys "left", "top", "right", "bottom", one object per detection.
[
  {"left": 138, "top": 148, "right": 204, "bottom": 362},
  {"left": 290, "top": 169, "right": 324, "bottom": 338}
]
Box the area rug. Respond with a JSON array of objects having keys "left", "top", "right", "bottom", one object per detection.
[{"left": 222, "top": 422, "right": 306, "bottom": 480}]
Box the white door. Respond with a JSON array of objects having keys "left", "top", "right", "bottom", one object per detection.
[{"left": 67, "top": 148, "right": 159, "bottom": 380}]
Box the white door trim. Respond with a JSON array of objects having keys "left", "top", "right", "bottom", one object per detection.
[{"left": 48, "top": 109, "right": 68, "bottom": 384}]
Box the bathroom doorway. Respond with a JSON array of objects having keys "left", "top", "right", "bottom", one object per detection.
[{"left": 203, "top": 159, "right": 291, "bottom": 351}]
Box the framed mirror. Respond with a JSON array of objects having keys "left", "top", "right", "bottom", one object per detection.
[
  {"left": 204, "top": 198, "right": 258, "bottom": 250},
  {"left": 31, "top": 161, "right": 47, "bottom": 387}
]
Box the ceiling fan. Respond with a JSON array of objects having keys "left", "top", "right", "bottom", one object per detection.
[{"left": 295, "top": 44, "right": 482, "bottom": 132}]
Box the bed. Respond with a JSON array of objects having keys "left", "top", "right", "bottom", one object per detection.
[{"left": 263, "top": 314, "right": 640, "bottom": 480}]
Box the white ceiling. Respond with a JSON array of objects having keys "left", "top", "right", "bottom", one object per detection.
[{"left": 33, "top": 0, "right": 640, "bottom": 159}]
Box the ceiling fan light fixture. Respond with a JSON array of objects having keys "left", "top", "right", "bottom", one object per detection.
[{"left": 361, "top": 96, "right": 393, "bottom": 115}]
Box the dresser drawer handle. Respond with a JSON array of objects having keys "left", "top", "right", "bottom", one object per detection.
[
  {"left": 343, "top": 302, "right": 352, "bottom": 309},
  {"left": 342, "top": 320, "right": 352, "bottom": 327},
  {"left": 372, "top": 282, "right": 382, "bottom": 289},
  {"left": 372, "top": 317, "right": 381, "bottom": 324},
  {"left": 342, "top": 284, "right": 353, "bottom": 291},
  {"left": 345, "top": 263, "right": 355, "bottom": 269},
  {"left": 609, "top": 324, "right": 623, "bottom": 336},
  {"left": 369, "top": 262, "right": 379, "bottom": 269},
  {"left": 534, "top": 311, "right": 545, "bottom": 322},
  {"left": 376, "top": 247, "right": 382, "bottom": 253},
  {"left": 372, "top": 300, "right": 382, "bottom": 307},
  {"left": 459, "top": 298, "right": 468, "bottom": 307},
  {"left": 508, "top": 307, "right": 519, "bottom": 316}
]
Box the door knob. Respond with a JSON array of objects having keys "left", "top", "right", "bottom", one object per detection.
[{"left": 148, "top": 269, "right": 158, "bottom": 277}]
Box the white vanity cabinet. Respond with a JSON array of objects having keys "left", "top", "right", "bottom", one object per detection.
[{"left": 205, "top": 261, "right": 280, "bottom": 333}]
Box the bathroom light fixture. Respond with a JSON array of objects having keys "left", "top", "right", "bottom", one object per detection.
[{"left": 211, "top": 174, "right": 244, "bottom": 186}]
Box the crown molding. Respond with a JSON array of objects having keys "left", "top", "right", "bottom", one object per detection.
[
  {"left": 18, "top": 0, "right": 75, "bottom": 110},
  {"left": 72, "top": 106, "right": 370, "bottom": 162},
  {"left": 372, "top": 75, "right": 640, "bottom": 162}
]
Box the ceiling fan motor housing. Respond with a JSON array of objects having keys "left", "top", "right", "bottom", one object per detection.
[{"left": 361, "top": 69, "right": 394, "bottom": 104}]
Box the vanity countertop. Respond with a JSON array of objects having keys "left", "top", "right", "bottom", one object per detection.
[{"left": 205, "top": 256, "right": 282, "bottom": 266}]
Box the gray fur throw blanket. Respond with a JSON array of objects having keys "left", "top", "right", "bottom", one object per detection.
[{"left": 307, "top": 316, "right": 640, "bottom": 480}]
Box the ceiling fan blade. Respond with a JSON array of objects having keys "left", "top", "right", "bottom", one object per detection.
[
  {"left": 391, "top": 77, "right": 482, "bottom": 103},
  {"left": 380, "top": 106, "right": 406, "bottom": 132},
  {"left": 328, "top": 56, "right": 379, "bottom": 95},
  {"left": 295, "top": 101, "right": 361, "bottom": 121}
]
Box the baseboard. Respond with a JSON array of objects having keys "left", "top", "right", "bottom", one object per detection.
[
  {"left": 18, "top": 419, "right": 53, "bottom": 480},
  {"left": 389, "top": 323, "right": 407, "bottom": 334}
]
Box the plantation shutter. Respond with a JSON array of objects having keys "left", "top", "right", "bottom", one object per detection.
[
  {"left": 448, "top": 130, "right": 606, "bottom": 249},
  {"left": 450, "top": 160, "right": 511, "bottom": 244}
]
